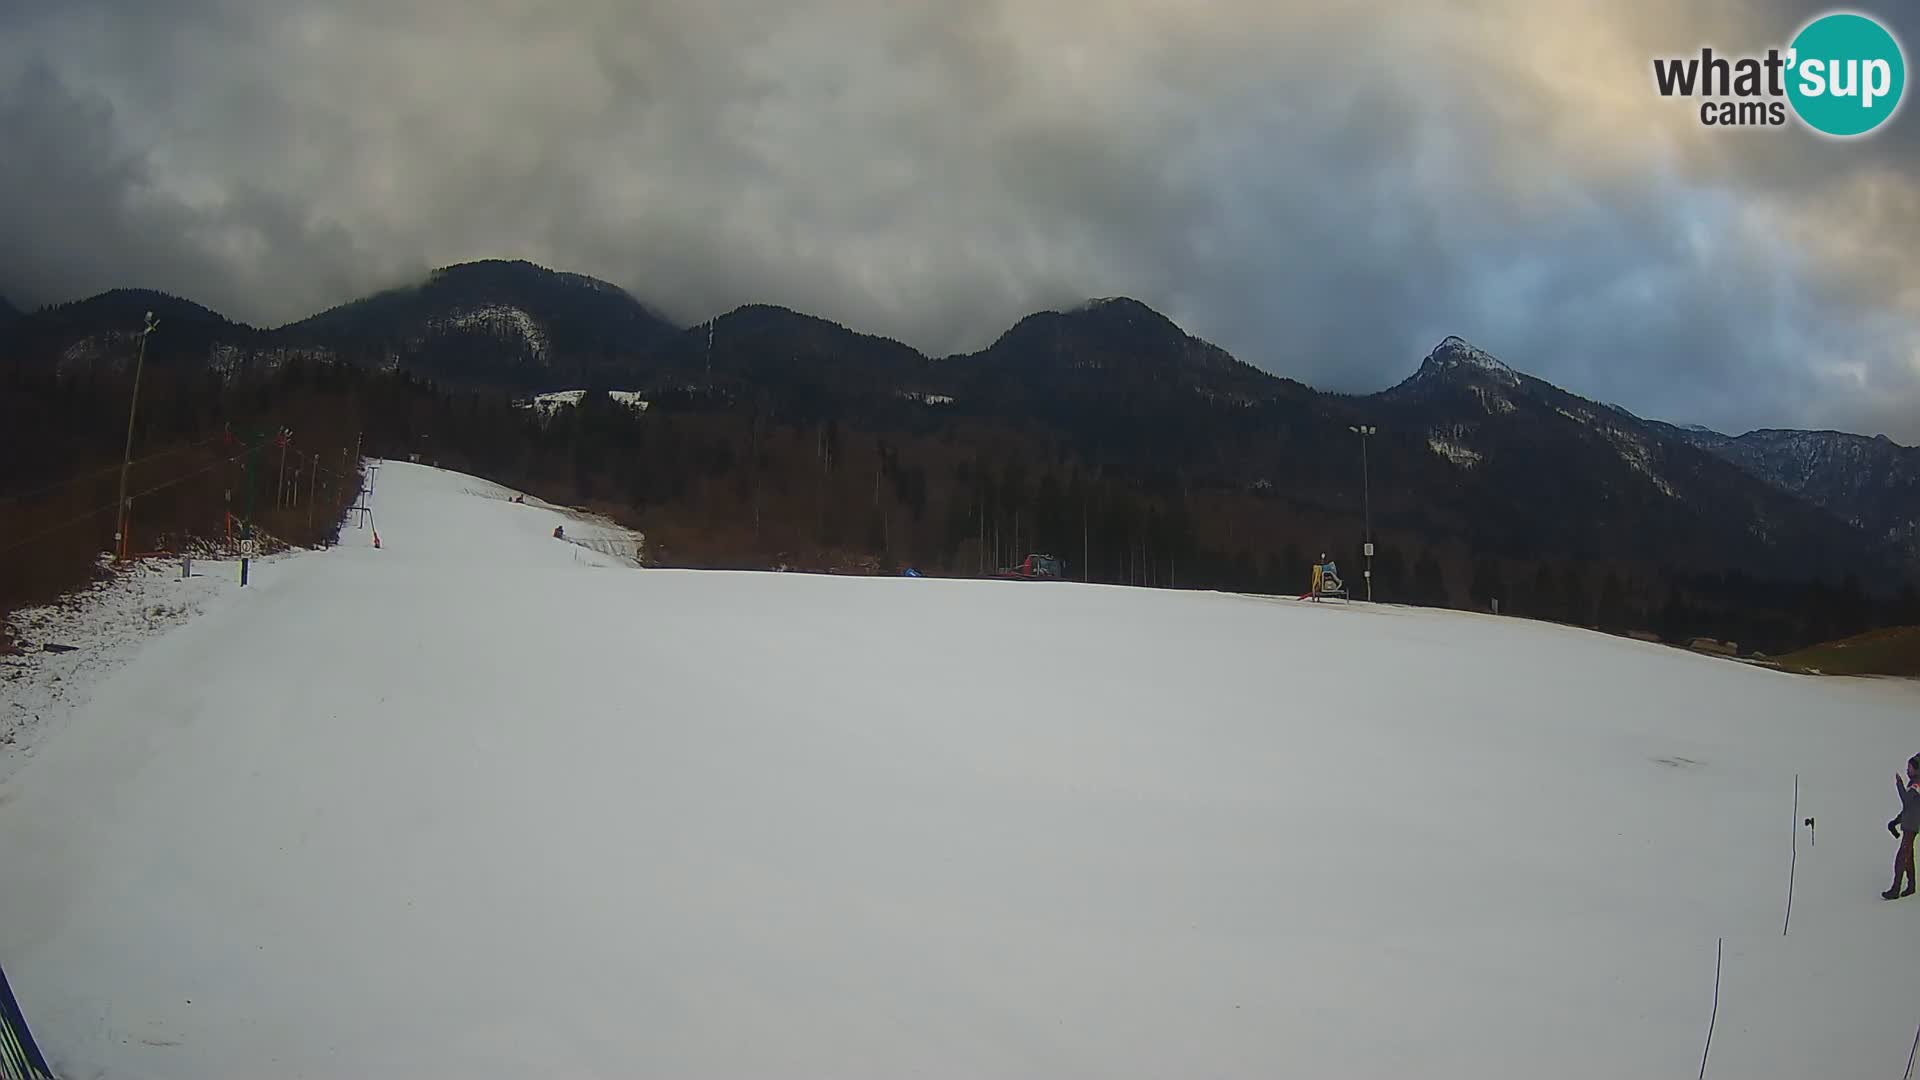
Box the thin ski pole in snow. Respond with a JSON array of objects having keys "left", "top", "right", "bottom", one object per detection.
[
  {"left": 1699, "top": 937, "right": 1722, "bottom": 1080},
  {"left": 1785, "top": 773, "right": 1799, "bottom": 937},
  {"left": 1903, "top": 1013, "right": 1920, "bottom": 1079}
]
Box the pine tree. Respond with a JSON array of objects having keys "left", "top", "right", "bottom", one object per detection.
[
  {"left": 1471, "top": 558, "right": 1505, "bottom": 613},
  {"left": 1532, "top": 563, "right": 1561, "bottom": 621},
  {"left": 1659, "top": 583, "right": 1691, "bottom": 643},
  {"left": 1233, "top": 549, "right": 1259, "bottom": 593},
  {"left": 1890, "top": 583, "right": 1920, "bottom": 626},
  {"left": 1597, "top": 571, "right": 1630, "bottom": 632},
  {"left": 1374, "top": 545, "right": 1408, "bottom": 602},
  {"left": 1834, "top": 574, "right": 1873, "bottom": 639},
  {"left": 1413, "top": 550, "right": 1448, "bottom": 607},
  {"left": 1561, "top": 564, "right": 1593, "bottom": 627}
]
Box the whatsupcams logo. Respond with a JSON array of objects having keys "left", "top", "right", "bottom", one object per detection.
[{"left": 1653, "top": 11, "right": 1906, "bottom": 136}]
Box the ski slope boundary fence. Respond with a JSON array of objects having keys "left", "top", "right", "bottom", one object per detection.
[{"left": 0, "top": 962, "right": 54, "bottom": 1080}]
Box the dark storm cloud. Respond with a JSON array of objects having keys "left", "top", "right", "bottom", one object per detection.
[
  {"left": 0, "top": 0, "right": 1916, "bottom": 440},
  {"left": 0, "top": 59, "right": 369, "bottom": 325}
]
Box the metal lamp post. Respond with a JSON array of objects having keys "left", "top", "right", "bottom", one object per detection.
[
  {"left": 1348, "top": 424, "right": 1376, "bottom": 601},
  {"left": 114, "top": 311, "right": 161, "bottom": 559}
]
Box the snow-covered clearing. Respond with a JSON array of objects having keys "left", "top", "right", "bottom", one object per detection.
[
  {"left": 516, "top": 389, "right": 649, "bottom": 416},
  {"left": 1, "top": 556, "right": 269, "bottom": 787},
  {"left": 454, "top": 478, "right": 644, "bottom": 565},
  {"left": 2, "top": 461, "right": 1917, "bottom": 1079}
]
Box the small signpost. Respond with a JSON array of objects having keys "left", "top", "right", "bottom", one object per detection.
[{"left": 240, "top": 528, "right": 256, "bottom": 587}]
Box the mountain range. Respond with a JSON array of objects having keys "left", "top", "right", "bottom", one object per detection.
[
  {"left": 1658, "top": 424, "right": 1920, "bottom": 559},
  {"left": 4, "top": 259, "right": 1915, "bottom": 594}
]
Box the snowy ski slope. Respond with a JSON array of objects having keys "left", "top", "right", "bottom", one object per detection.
[{"left": 2, "top": 461, "right": 1917, "bottom": 1079}]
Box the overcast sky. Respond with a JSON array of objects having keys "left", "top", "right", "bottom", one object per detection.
[{"left": 1, "top": 0, "right": 1915, "bottom": 440}]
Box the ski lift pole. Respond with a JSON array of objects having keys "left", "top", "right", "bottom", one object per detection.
[
  {"left": 277, "top": 429, "right": 290, "bottom": 509},
  {"left": 114, "top": 311, "right": 160, "bottom": 560},
  {"left": 241, "top": 437, "right": 258, "bottom": 586}
]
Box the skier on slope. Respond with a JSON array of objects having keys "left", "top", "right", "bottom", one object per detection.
[{"left": 1884, "top": 754, "right": 1920, "bottom": 900}]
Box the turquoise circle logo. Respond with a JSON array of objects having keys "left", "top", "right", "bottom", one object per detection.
[{"left": 1786, "top": 12, "right": 1906, "bottom": 136}]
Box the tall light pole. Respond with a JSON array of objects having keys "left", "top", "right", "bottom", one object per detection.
[
  {"left": 1348, "top": 424, "right": 1376, "bottom": 601},
  {"left": 114, "top": 311, "right": 160, "bottom": 560}
]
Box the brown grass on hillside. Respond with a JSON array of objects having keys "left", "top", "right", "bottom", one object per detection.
[
  {"left": 1, "top": 437, "right": 362, "bottom": 651},
  {"left": 1773, "top": 626, "right": 1920, "bottom": 677}
]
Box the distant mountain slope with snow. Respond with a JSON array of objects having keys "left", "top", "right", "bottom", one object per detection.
[
  {"left": 1371, "top": 336, "right": 1883, "bottom": 580},
  {"left": 1, "top": 462, "right": 1916, "bottom": 1078},
  {"left": 1661, "top": 424, "right": 1920, "bottom": 565},
  {"left": 515, "top": 388, "right": 650, "bottom": 417},
  {"left": 274, "top": 259, "right": 681, "bottom": 387}
]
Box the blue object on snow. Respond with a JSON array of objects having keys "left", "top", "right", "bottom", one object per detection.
[{"left": 903, "top": 568, "right": 923, "bottom": 577}]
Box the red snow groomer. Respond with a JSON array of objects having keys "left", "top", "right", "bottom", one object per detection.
[{"left": 994, "top": 553, "right": 1066, "bottom": 581}]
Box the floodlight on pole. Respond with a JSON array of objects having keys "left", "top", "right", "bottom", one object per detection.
[
  {"left": 114, "top": 310, "right": 160, "bottom": 559},
  {"left": 1348, "top": 424, "right": 1377, "bottom": 601}
]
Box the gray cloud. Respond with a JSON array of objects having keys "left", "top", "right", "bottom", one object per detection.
[{"left": 1, "top": 0, "right": 1916, "bottom": 440}]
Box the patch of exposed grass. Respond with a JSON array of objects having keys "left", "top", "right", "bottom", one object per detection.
[{"left": 1774, "top": 626, "right": 1920, "bottom": 677}]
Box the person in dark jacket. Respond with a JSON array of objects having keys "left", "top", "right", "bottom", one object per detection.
[{"left": 1885, "top": 755, "right": 1920, "bottom": 899}]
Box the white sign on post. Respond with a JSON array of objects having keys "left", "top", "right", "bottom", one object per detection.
[
  {"left": 1364, "top": 542, "right": 1375, "bottom": 557},
  {"left": 241, "top": 540, "right": 257, "bottom": 558}
]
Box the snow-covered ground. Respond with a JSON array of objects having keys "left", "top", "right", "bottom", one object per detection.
[
  {"left": 1, "top": 554, "right": 286, "bottom": 787},
  {"left": 451, "top": 477, "right": 644, "bottom": 565},
  {"left": 2, "top": 461, "right": 1918, "bottom": 1079}
]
